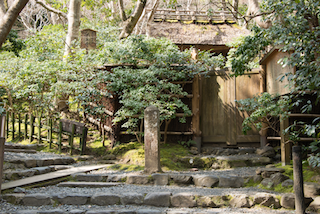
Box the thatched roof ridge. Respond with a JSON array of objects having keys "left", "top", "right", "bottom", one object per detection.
[{"left": 149, "top": 22, "right": 250, "bottom": 45}]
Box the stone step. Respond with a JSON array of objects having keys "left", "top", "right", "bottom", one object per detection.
[
  {"left": 2, "top": 189, "right": 313, "bottom": 211},
  {"left": 4, "top": 143, "right": 39, "bottom": 150},
  {"left": 57, "top": 182, "right": 121, "bottom": 188},
  {"left": 4, "top": 156, "right": 76, "bottom": 168},
  {"left": 4, "top": 148, "right": 37, "bottom": 153}
]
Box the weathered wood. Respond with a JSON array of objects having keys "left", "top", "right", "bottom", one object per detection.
[
  {"left": 80, "top": 127, "right": 88, "bottom": 155},
  {"left": 259, "top": 66, "right": 268, "bottom": 147},
  {"left": 24, "top": 114, "right": 28, "bottom": 140},
  {"left": 69, "top": 124, "right": 75, "bottom": 155},
  {"left": 6, "top": 111, "right": 9, "bottom": 138},
  {"left": 192, "top": 74, "right": 201, "bottom": 151},
  {"left": 0, "top": 112, "right": 5, "bottom": 137},
  {"left": 29, "top": 115, "right": 35, "bottom": 143},
  {"left": 280, "top": 115, "right": 291, "bottom": 166},
  {"left": 18, "top": 114, "right": 21, "bottom": 140},
  {"left": 37, "top": 115, "right": 42, "bottom": 144},
  {"left": 11, "top": 112, "right": 15, "bottom": 140},
  {"left": 48, "top": 118, "right": 53, "bottom": 149},
  {"left": 58, "top": 121, "right": 62, "bottom": 153},
  {"left": 0, "top": 137, "right": 4, "bottom": 194},
  {"left": 292, "top": 146, "right": 305, "bottom": 214},
  {"left": 1, "top": 164, "right": 110, "bottom": 191},
  {"left": 60, "top": 119, "right": 86, "bottom": 134}
]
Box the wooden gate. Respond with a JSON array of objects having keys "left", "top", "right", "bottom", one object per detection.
[{"left": 200, "top": 68, "right": 262, "bottom": 147}]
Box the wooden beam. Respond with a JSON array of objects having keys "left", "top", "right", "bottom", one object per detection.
[{"left": 280, "top": 115, "right": 291, "bottom": 166}]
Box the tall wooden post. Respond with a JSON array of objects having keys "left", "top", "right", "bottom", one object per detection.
[
  {"left": 0, "top": 137, "right": 5, "bottom": 194},
  {"left": 58, "top": 121, "right": 62, "bottom": 153},
  {"left": 24, "top": 114, "right": 28, "bottom": 140},
  {"left": 11, "top": 112, "right": 15, "bottom": 140},
  {"left": 259, "top": 67, "right": 268, "bottom": 147},
  {"left": 48, "top": 118, "right": 52, "bottom": 149},
  {"left": 192, "top": 74, "right": 201, "bottom": 152},
  {"left": 6, "top": 111, "right": 9, "bottom": 138},
  {"left": 69, "top": 124, "right": 75, "bottom": 156},
  {"left": 280, "top": 115, "right": 291, "bottom": 166},
  {"left": 29, "top": 114, "right": 35, "bottom": 143},
  {"left": 18, "top": 114, "right": 21, "bottom": 140},
  {"left": 293, "top": 146, "right": 305, "bottom": 214},
  {"left": 144, "top": 105, "right": 161, "bottom": 174},
  {"left": 38, "top": 116, "right": 42, "bottom": 144}
]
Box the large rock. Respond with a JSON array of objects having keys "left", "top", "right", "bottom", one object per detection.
[
  {"left": 171, "top": 193, "right": 197, "bottom": 208},
  {"left": 260, "top": 178, "right": 274, "bottom": 188},
  {"left": 107, "top": 175, "right": 126, "bottom": 182},
  {"left": 309, "top": 196, "right": 320, "bottom": 211},
  {"left": 256, "top": 146, "right": 276, "bottom": 158},
  {"left": 91, "top": 193, "right": 121, "bottom": 206},
  {"left": 196, "top": 196, "right": 216, "bottom": 208},
  {"left": 218, "top": 176, "right": 244, "bottom": 188},
  {"left": 126, "top": 175, "right": 150, "bottom": 185},
  {"left": 254, "top": 193, "right": 281, "bottom": 208},
  {"left": 256, "top": 167, "right": 285, "bottom": 178},
  {"left": 121, "top": 193, "right": 144, "bottom": 205},
  {"left": 171, "top": 175, "right": 193, "bottom": 185},
  {"left": 73, "top": 173, "right": 104, "bottom": 182},
  {"left": 2, "top": 193, "right": 25, "bottom": 204},
  {"left": 143, "top": 192, "right": 171, "bottom": 207},
  {"left": 22, "top": 194, "right": 52, "bottom": 206},
  {"left": 192, "top": 175, "right": 219, "bottom": 188},
  {"left": 282, "top": 179, "right": 294, "bottom": 187},
  {"left": 229, "top": 195, "right": 253, "bottom": 208},
  {"left": 24, "top": 159, "right": 37, "bottom": 168},
  {"left": 270, "top": 172, "right": 289, "bottom": 186},
  {"left": 152, "top": 173, "right": 169, "bottom": 186},
  {"left": 280, "top": 194, "right": 295, "bottom": 209},
  {"left": 57, "top": 194, "right": 90, "bottom": 205},
  {"left": 304, "top": 182, "right": 320, "bottom": 198}
]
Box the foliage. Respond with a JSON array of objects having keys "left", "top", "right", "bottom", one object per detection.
[
  {"left": 0, "top": 30, "right": 25, "bottom": 56},
  {"left": 228, "top": 0, "right": 320, "bottom": 166},
  {"left": 178, "top": 139, "right": 196, "bottom": 148}
]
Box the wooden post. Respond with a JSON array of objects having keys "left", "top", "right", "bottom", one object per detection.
[
  {"left": 18, "top": 114, "right": 21, "bottom": 140},
  {"left": 6, "top": 111, "right": 9, "bottom": 138},
  {"left": 11, "top": 112, "right": 15, "bottom": 140},
  {"left": 38, "top": 116, "right": 42, "bottom": 144},
  {"left": 0, "top": 137, "right": 5, "bottom": 194},
  {"left": 69, "top": 124, "right": 75, "bottom": 155},
  {"left": 48, "top": 118, "right": 52, "bottom": 149},
  {"left": 280, "top": 115, "right": 291, "bottom": 166},
  {"left": 24, "top": 114, "right": 28, "bottom": 140},
  {"left": 80, "top": 127, "right": 88, "bottom": 155},
  {"left": 259, "top": 67, "right": 268, "bottom": 147},
  {"left": 58, "top": 121, "right": 62, "bottom": 153},
  {"left": 29, "top": 114, "right": 35, "bottom": 143},
  {"left": 293, "top": 145, "right": 305, "bottom": 214},
  {"left": 192, "top": 74, "right": 202, "bottom": 152}
]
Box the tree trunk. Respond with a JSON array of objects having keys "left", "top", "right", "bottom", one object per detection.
[
  {"left": 146, "top": 0, "right": 159, "bottom": 37},
  {"left": 119, "top": 0, "right": 147, "bottom": 40},
  {"left": 0, "top": 0, "right": 6, "bottom": 17},
  {"left": 0, "top": 0, "right": 29, "bottom": 48},
  {"left": 118, "top": 0, "right": 126, "bottom": 21},
  {"left": 63, "top": 0, "right": 81, "bottom": 59},
  {"left": 247, "top": 0, "right": 271, "bottom": 29}
]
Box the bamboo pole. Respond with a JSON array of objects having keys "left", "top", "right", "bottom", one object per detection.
[
  {"left": 18, "top": 114, "right": 21, "bottom": 140},
  {"left": 24, "top": 114, "right": 28, "bottom": 140}
]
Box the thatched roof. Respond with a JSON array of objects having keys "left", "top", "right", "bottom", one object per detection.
[{"left": 149, "top": 22, "right": 250, "bottom": 45}]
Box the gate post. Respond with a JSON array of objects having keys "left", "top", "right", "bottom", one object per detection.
[
  {"left": 144, "top": 105, "right": 162, "bottom": 174},
  {"left": 0, "top": 111, "right": 6, "bottom": 194}
]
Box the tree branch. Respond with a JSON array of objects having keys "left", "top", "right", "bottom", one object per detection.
[{"left": 34, "top": 0, "right": 67, "bottom": 19}]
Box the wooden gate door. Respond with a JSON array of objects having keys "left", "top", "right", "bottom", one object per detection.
[{"left": 200, "top": 69, "right": 261, "bottom": 147}]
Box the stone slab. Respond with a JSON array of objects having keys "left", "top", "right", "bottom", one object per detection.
[
  {"left": 4, "top": 149, "right": 37, "bottom": 153},
  {"left": 1, "top": 165, "right": 110, "bottom": 190},
  {"left": 57, "top": 181, "right": 120, "bottom": 188}
]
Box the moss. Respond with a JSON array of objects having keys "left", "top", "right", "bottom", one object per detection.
[
  {"left": 244, "top": 178, "right": 260, "bottom": 188},
  {"left": 147, "top": 175, "right": 154, "bottom": 183},
  {"left": 159, "top": 143, "right": 190, "bottom": 171},
  {"left": 120, "top": 177, "right": 127, "bottom": 182}
]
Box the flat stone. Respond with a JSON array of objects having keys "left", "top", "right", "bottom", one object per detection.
[
  {"left": 22, "top": 194, "right": 52, "bottom": 206},
  {"left": 171, "top": 193, "right": 197, "bottom": 208},
  {"left": 121, "top": 193, "right": 144, "bottom": 205},
  {"left": 91, "top": 193, "right": 121, "bottom": 205},
  {"left": 86, "top": 211, "right": 116, "bottom": 214},
  {"left": 2, "top": 193, "right": 25, "bottom": 204},
  {"left": 270, "top": 172, "right": 289, "bottom": 186},
  {"left": 69, "top": 210, "right": 86, "bottom": 214},
  {"left": 73, "top": 173, "right": 104, "bottom": 182},
  {"left": 24, "top": 159, "right": 37, "bottom": 168},
  {"left": 117, "top": 211, "right": 136, "bottom": 214},
  {"left": 5, "top": 148, "right": 37, "bottom": 153},
  {"left": 126, "top": 175, "right": 150, "bottom": 184},
  {"left": 166, "top": 211, "right": 191, "bottom": 214},
  {"left": 256, "top": 146, "right": 275, "bottom": 158},
  {"left": 5, "top": 144, "right": 38, "bottom": 150},
  {"left": 304, "top": 182, "right": 320, "bottom": 198},
  {"left": 37, "top": 209, "right": 65, "bottom": 214},
  {"left": 280, "top": 193, "right": 295, "bottom": 209},
  {"left": 196, "top": 196, "right": 217, "bottom": 207},
  {"left": 57, "top": 194, "right": 90, "bottom": 205},
  {"left": 144, "top": 192, "right": 171, "bottom": 207},
  {"left": 193, "top": 175, "right": 219, "bottom": 188},
  {"left": 18, "top": 169, "right": 37, "bottom": 177},
  {"left": 10, "top": 210, "right": 38, "bottom": 214},
  {"left": 253, "top": 193, "right": 275, "bottom": 204},
  {"left": 33, "top": 166, "right": 53, "bottom": 175},
  {"left": 136, "top": 209, "right": 163, "bottom": 214},
  {"left": 250, "top": 157, "right": 272, "bottom": 165},
  {"left": 253, "top": 175, "right": 263, "bottom": 183},
  {"left": 57, "top": 181, "right": 120, "bottom": 188},
  {"left": 152, "top": 173, "right": 169, "bottom": 185},
  {"left": 52, "top": 165, "right": 73, "bottom": 170},
  {"left": 218, "top": 176, "right": 244, "bottom": 188},
  {"left": 171, "top": 175, "right": 193, "bottom": 185},
  {"left": 229, "top": 195, "right": 253, "bottom": 208},
  {"left": 107, "top": 174, "right": 126, "bottom": 182},
  {"left": 260, "top": 197, "right": 281, "bottom": 209}
]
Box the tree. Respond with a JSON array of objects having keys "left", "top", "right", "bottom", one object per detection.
[{"left": 0, "top": 0, "right": 29, "bottom": 48}]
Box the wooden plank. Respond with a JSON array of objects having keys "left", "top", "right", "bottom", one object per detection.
[
  {"left": 60, "top": 119, "right": 86, "bottom": 134},
  {"left": 289, "top": 113, "right": 320, "bottom": 118},
  {"left": 280, "top": 115, "right": 291, "bottom": 166},
  {"left": 1, "top": 164, "right": 110, "bottom": 190}
]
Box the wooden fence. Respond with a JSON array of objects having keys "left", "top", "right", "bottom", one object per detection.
[{"left": 5, "top": 112, "right": 87, "bottom": 155}]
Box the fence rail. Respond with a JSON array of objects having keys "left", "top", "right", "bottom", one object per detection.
[{"left": 5, "top": 112, "right": 87, "bottom": 155}]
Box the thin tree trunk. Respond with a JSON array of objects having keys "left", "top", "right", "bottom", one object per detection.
[
  {"left": 63, "top": 0, "right": 81, "bottom": 59},
  {"left": 0, "top": 0, "right": 29, "bottom": 48},
  {"left": 118, "top": 0, "right": 127, "bottom": 21},
  {"left": 119, "top": 0, "right": 147, "bottom": 40}
]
